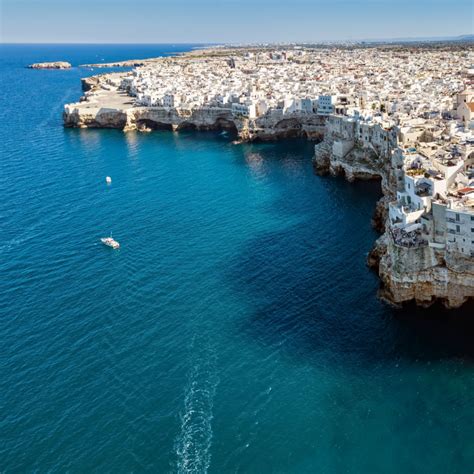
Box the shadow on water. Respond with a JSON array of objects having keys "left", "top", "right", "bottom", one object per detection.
[
  {"left": 225, "top": 143, "right": 474, "bottom": 367},
  {"left": 229, "top": 224, "right": 474, "bottom": 367}
]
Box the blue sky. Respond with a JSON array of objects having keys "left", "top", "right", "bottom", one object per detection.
[{"left": 1, "top": 0, "right": 472, "bottom": 43}]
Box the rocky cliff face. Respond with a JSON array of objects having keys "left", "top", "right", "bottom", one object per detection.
[
  {"left": 378, "top": 237, "right": 474, "bottom": 309},
  {"left": 314, "top": 136, "right": 474, "bottom": 309},
  {"left": 64, "top": 73, "right": 326, "bottom": 142},
  {"left": 238, "top": 115, "right": 325, "bottom": 142},
  {"left": 125, "top": 107, "right": 238, "bottom": 132},
  {"left": 81, "top": 76, "right": 103, "bottom": 92},
  {"left": 65, "top": 101, "right": 326, "bottom": 142},
  {"left": 64, "top": 107, "right": 129, "bottom": 129},
  {"left": 313, "top": 137, "right": 385, "bottom": 181},
  {"left": 64, "top": 102, "right": 238, "bottom": 132}
]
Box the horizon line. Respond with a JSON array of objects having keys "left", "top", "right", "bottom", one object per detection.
[{"left": 1, "top": 34, "right": 472, "bottom": 46}]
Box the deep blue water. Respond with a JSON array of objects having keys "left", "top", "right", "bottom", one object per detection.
[{"left": 0, "top": 44, "right": 473, "bottom": 473}]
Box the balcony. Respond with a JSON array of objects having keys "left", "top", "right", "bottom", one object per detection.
[{"left": 415, "top": 188, "right": 431, "bottom": 197}]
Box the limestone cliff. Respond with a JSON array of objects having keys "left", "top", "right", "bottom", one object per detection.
[
  {"left": 313, "top": 136, "right": 385, "bottom": 181},
  {"left": 237, "top": 115, "right": 325, "bottom": 142},
  {"left": 378, "top": 236, "right": 474, "bottom": 309},
  {"left": 63, "top": 73, "right": 326, "bottom": 142},
  {"left": 314, "top": 135, "right": 474, "bottom": 309}
]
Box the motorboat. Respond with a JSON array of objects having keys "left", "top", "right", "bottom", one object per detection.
[{"left": 101, "top": 236, "right": 120, "bottom": 249}]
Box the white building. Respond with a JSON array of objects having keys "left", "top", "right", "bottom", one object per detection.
[
  {"left": 317, "top": 95, "right": 334, "bottom": 115},
  {"left": 446, "top": 200, "right": 474, "bottom": 257}
]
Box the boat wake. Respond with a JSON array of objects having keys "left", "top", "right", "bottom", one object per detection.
[{"left": 174, "top": 336, "right": 219, "bottom": 474}]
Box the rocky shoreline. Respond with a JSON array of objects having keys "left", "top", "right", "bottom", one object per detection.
[{"left": 63, "top": 71, "right": 326, "bottom": 141}]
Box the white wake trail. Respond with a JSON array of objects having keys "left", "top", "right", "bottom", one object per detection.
[{"left": 175, "top": 337, "right": 219, "bottom": 474}]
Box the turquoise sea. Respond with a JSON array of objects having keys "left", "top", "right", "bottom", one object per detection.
[{"left": 0, "top": 44, "right": 473, "bottom": 473}]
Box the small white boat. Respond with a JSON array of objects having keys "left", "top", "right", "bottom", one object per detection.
[
  {"left": 101, "top": 236, "right": 120, "bottom": 249},
  {"left": 106, "top": 176, "right": 112, "bottom": 184}
]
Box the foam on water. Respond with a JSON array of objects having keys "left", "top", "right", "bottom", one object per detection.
[{"left": 175, "top": 336, "right": 219, "bottom": 474}]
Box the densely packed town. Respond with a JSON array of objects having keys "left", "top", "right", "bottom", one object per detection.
[{"left": 122, "top": 46, "right": 474, "bottom": 260}]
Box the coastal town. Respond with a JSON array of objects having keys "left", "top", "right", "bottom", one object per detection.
[
  {"left": 64, "top": 43, "right": 474, "bottom": 308},
  {"left": 6, "top": 0, "right": 474, "bottom": 465}
]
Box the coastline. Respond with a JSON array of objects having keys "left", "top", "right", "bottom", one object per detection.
[
  {"left": 64, "top": 69, "right": 327, "bottom": 141},
  {"left": 62, "top": 46, "right": 474, "bottom": 310}
]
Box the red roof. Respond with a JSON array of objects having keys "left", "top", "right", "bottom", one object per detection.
[{"left": 457, "top": 187, "right": 474, "bottom": 195}]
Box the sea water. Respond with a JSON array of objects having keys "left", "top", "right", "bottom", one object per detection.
[{"left": 0, "top": 44, "right": 473, "bottom": 473}]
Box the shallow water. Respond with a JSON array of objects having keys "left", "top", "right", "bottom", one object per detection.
[{"left": 0, "top": 44, "right": 473, "bottom": 473}]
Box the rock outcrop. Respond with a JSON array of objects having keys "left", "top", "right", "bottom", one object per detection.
[
  {"left": 28, "top": 62, "right": 71, "bottom": 69},
  {"left": 313, "top": 136, "right": 384, "bottom": 181},
  {"left": 81, "top": 76, "right": 102, "bottom": 92},
  {"left": 236, "top": 114, "right": 325, "bottom": 141},
  {"left": 378, "top": 236, "right": 474, "bottom": 309}
]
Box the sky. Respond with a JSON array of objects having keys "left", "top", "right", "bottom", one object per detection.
[{"left": 1, "top": 0, "right": 472, "bottom": 43}]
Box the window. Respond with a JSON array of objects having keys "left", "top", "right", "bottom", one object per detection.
[
  {"left": 456, "top": 225, "right": 460, "bottom": 233},
  {"left": 456, "top": 214, "right": 460, "bottom": 222}
]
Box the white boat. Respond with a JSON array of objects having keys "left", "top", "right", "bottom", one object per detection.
[
  {"left": 101, "top": 236, "right": 120, "bottom": 249},
  {"left": 106, "top": 176, "right": 112, "bottom": 184}
]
